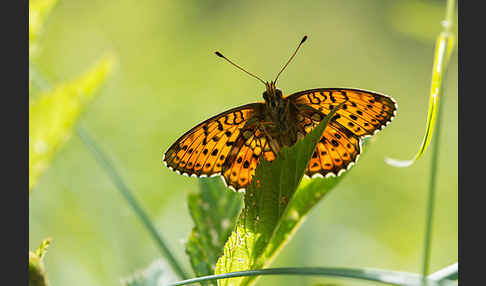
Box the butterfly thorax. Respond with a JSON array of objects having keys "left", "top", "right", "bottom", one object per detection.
[{"left": 261, "top": 81, "right": 299, "bottom": 150}]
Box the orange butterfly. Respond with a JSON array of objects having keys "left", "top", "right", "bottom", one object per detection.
[{"left": 163, "top": 36, "right": 397, "bottom": 192}]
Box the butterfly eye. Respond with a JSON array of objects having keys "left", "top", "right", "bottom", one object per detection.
[
  {"left": 263, "top": 91, "right": 269, "bottom": 101},
  {"left": 276, "top": 89, "right": 283, "bottom": 98}
]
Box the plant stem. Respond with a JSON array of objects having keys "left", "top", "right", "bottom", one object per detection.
[
  {"left": 444, "top": 0, "right": 455, "bottom": 34},
  {"left": 167, "top": 267, "right": 455, "bottom": 286},
  {"left": 77, "top": 126, "right": 189, "bottom": 280},
  {"left": 421, "top": 0, "right": 456, "bottom": 280},
  {"left": 420, "top": 77, "right": 444, "bottom": 280}
]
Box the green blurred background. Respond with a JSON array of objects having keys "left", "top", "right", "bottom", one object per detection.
[{"left": 29, "top": 0, "right": 457, "bottom": 285}]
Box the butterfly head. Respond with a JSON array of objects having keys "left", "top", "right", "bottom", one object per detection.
[{"left": 263, "top": 81, "right": 284, "bottom": 110}]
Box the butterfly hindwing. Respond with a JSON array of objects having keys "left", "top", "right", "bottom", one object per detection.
[
  {"left": 296, "top": 109, "right": 362, "bottom": 178},
  {"left": 289, "top": 88, "right": 397, "bottom": 137},
  {"left": 222, "top": 125, "right": 276, "bottom": 191}
]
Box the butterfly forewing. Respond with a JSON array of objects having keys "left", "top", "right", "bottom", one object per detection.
[
  {"left": 289, "top": 88, "right": 397, "bottom": 137},
  {"left": 163, "top": 103, "right": 272, "bottom": 191}
]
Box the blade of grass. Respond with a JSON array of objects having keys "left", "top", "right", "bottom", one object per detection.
[
  {"left": 421, "top": 0, "right": 456, "bottom": 280},
  {"left": 167, "top": 267, "right": 456, "bottom": 286},
  {"left": 76, "top": 126, "right": 189, "bottom": 280}
]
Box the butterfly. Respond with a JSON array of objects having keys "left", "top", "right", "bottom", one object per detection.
[{"left": 163, "top": 36, "right": 397, "bottom": 192}]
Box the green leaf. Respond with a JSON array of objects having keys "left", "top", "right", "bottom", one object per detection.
[
  {"left": 29, "top": 0, "right": 59, "bottom": 56},
  {"left": 29, "top": 238, "right": 52, "bottom": 286},
  {"left": 261, "top": 175, "right": 344, "bottom": 266},
  {"left": 29, "top": 55, "right": 115, "bottom": 192},
  {"left": 214, "top": 104, "right": 344, "bottom": 286},
  {"left": 121, "top": 259, "right": 179, "bottom": 286},
  {"left": 186, "top": 178, "right": 243, "bottom": 285}
]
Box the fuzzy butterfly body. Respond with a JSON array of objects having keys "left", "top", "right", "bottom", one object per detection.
[
  {"left": 163, "top": 81, "right": 397, "bottom": 191},
  {"left": 163, "top": 36, "right": 397, "bottom": 191}
]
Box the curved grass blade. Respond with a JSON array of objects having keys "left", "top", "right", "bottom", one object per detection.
[
  {"left": 418, "top": 0, "right": 456, "bottom": 281},
  {"left": 385, "top": 19, "right": 455, "bottom": 168},
  {"left": 214, "top": 104, "right": 343, "bottom": 286},
  {"left": 186, "top": 178, "right": 243, "bottom": 285},
  {"left": 427, "top": 263, "right": 458, "bottom": 282},
  {"left": 168, "top": 267, "right": 456, "bottom": 286}
]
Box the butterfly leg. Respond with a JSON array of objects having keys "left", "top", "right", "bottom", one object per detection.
[{"left": 258, "top": 123, "right": 281, "bottom": 155}]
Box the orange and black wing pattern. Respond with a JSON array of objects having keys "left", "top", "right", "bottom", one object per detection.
[
  {"left": 163, "top": 103, "right": 274, "bottom": 191},
  {"left": 221, "top": 126, "right": 277, "bottom": 191},
  {"left": 289, "top": 88, "right": 397, "bottom": 178}
]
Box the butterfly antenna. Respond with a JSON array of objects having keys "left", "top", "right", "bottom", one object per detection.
[
  {"left": 214, "top": 51, "right": 266, "bottom": 85},
  {"left": 274, "top": 35, "right": 308, "bottom": 83}
]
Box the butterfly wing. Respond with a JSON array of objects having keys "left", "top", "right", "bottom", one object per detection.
[
  {"left": 163, "top": 103, "right": 274, "bottom": 191},
  {"left": 296, "top": 111, "right": 362, "bottom": 178},
  {"left": 288, "top": 88, "right": 397, "bottom": 137},
  {"left": 288, "top": 88, "right": 397, "bottom": 177}
]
